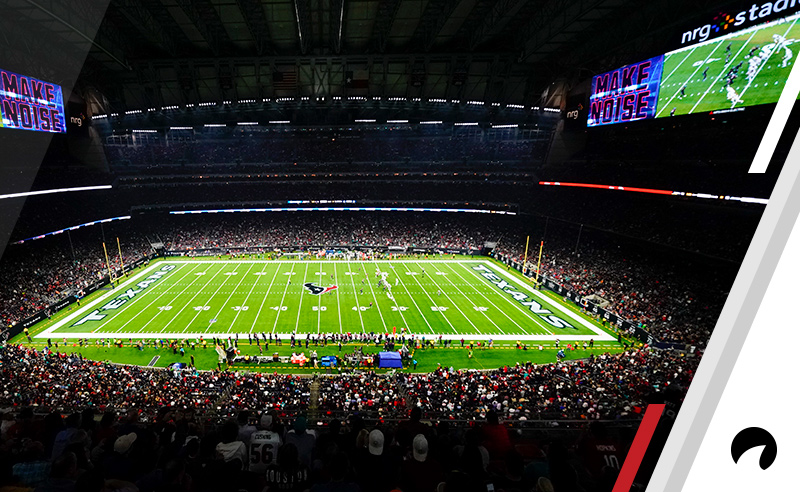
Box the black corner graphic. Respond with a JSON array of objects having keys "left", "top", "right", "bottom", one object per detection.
[{"left": 731, "top": 427, "right": 777, "bottom": 470}]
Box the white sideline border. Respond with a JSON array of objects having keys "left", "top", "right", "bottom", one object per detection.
[{"left": 33, "top": 259, "right": 615, "bottom": 341}]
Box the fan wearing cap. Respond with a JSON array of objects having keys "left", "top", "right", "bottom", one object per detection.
[
  {"left": 249, "top": 413, "right": 283, "bottom": 474},
  {"left": 400, "top": 434, "right": 443, "bottom": 492},
  {"left": 354, "top": 429, "right": 398, "bottom": 492},
  {"left": 285, "top": 416, "right": 316, "bottom": 467}
]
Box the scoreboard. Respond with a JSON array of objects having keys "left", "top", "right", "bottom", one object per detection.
[
  {"left": 0, "top": 68, "right": 65, "bottom": 133},
  {"left": 587, "top": 10, "right": 800, "bottom": 127}
]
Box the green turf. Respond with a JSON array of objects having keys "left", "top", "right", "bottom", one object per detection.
[
  {"left": 33, "top": 257, "right": 612, "bottom": 341},
  {"left": 14, "top": 255, "right": 632, "bottom": 371},
  {"left": 656, "top": 13, "right": 800, "bottom": 117}
]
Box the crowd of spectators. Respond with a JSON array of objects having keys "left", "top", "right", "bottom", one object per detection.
[
  {"left": 0, "top": 213, "right": 729, "bottom": 350},
  {"left": 0, "top": 340, "right": 694, "bottom": 491},
  {"left": 0, "top": 234, "right": 152, "bottom": 331},
  {"left": 105, "top": 134, "right": 544, "bottom": 168}
]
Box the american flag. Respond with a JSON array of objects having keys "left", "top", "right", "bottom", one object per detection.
[{"left": 273, "top": 69, "right": 297, "bottom": 90}]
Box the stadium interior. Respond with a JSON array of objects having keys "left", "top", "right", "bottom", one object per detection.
[{"left": 0, "top": 0, "right": 797, "bottom": 491}]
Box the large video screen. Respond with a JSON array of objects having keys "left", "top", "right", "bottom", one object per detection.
[
  {"left": 587, "top": 11, "right": 800, "bottom": 126},
  {"left": 0, "top": 68, "right": 65, "bottom": 133},
  {"left": 656, "top": 12, "right": 800, "bottom": 117},
  {"left": 587, "top": 56, "right": 664, "bottom": 127}
]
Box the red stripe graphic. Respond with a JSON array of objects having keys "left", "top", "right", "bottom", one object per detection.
[{"left": 613, "top": 404, "right": 665, "bottom": 492}]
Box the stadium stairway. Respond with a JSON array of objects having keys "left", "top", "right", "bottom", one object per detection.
[{"left": 309, "top": 378, "right": 320, "bottom": 422}]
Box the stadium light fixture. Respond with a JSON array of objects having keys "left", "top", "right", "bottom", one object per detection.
[
  {"left": 132, "top": 129, "right": 158, "bottom": 133},
  {"left": 0, "top": 185, "right": 113, "bottom": 201},
  {"left": 491, "top": 124, "right": 518, "bottom": 129},
  {"left": 454, "top": 122, "right": 479, "bottom": 126},
  {"left": 169, "top": 126, "right": 193, "bottom": 130},
  {"left": 204, "top": 123, "right": 227, "bottom": 128},
  {"left": 355, "top": 119, "right": 376, "bottom": 123},
  {"left": 539, "top": 181, "right": 769, "bottom": 205},
  {"left": 419, "top": 121, "right": 443, "bottom": 125},
  {"left": 387, "top": 120, "right": 409, "bottom": 123},
  {"left": 237, "top": 122, "right": 259, "bottom": 126},
  {"left": 268, "top": 121, "right": 290, "bottom": 124}
]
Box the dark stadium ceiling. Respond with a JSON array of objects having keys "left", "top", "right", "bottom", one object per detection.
[{"left": 4, "top": 0, "right": 734, "bottom": 113}]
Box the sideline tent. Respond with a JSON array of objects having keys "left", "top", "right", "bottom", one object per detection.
[{"left": 378, "top": 351, "right": 402, "bottom": 369}]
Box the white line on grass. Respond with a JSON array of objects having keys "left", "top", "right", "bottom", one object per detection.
[
  {"left": 346, "top": 262, "right": 366, "bottom": 333},
  {"left": 250, "top": 263, "right": 283, "bottom": 333},
  {"left": 229, "top": 262, "right": 268, "bottom": 333},
  {"left": 431, "top": 263, "right": 505, "bottom": 335},
  {"left": 139, "top": 263, "right": 228, "bottom": 333},
  {"left": 656, "top": 41, "right": 724, "bottom": 117},
  {"left": 737, "top": 18, "right": 799, "bottom": 106},
  {"left": 317, "top": 262, "right": 324, "bottom": 333},
  {"left": 373, "top": 259, "right": 410, "bottom": 333},
  {"left": 104, "top": 263, "right": 197, "bottom": 333},
  {"left": 662, "top": 46, "right": 698, "bottom": 83},
  {"left": 271, "top": 263, "right": 296, "bottom": 333},
  {"left": 485, "top": 261, "right": 613, "bottom": 339},
  {"left": 334, "top": 262, "right": 342, "bottom": 333},
  {"left": 419, "top": 262, "right": 481, "bottom": 334},
  {"left": 292, "top": 263, "right": 310, "bottom": 335},
  {"left": 689, "top": 30, "right": 758, "bottom": 113},
  {"left": 209, "top": 262, "right": 257, "bottom": 333},
  {"left": 459, "top": 263, "right": 554, "bottom": 334},
  {"left": 180, "top": 263, "right": 250, "bottom": 333},
  {"left": 157, "top": 263, "right": 233, "bottom": 332},
  {"left": 444, "top": 263, "right": 528, "bottom": 334},
  {"left": 366, "top": 263, "right": 388, "bottom": 330},
  {"left": 388, "top": 262, "right": 435, "bottom": 333},
  {"left": 402, "top": 263, "right": 457, "bottom": 333}
]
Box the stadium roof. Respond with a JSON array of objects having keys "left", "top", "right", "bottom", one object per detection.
[{"left": 4, "top": 0, "right": 733, "bottom": 113}]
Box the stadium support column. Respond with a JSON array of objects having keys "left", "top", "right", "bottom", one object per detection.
[{"left": 521, "top": 236, "right": 530, "bottom": 277}]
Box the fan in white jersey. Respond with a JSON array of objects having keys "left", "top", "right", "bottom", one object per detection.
[{"left": 249, "top": 414, "right": 283, "bottom": 473}]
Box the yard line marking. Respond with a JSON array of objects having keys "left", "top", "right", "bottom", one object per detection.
[
  {"left": 444, "top": 263, "right": 528, "bottom": 333},
  {"left": 402, "top": 263, "right": 457, "bottom": 333},
  {"left": 662, "top": 46, "right": 698, "bottom": 83},
  {"left": 433, "top": 263, "right": 505, "bottom": 335},
  {"left": 98, "top": 263, "right": 195, "bottom": 333},
  {"left": 459, "top": 263, "right": 553, "bottom": 334},
  {"left": 271, "top": 263, "right": 296, "bottom": 333},
  {"left": 690, "top": 30, "right": 758, "bottom": 113},
  {"left": 366, "top": 263, "right": 388, "bottom": 330},
  {"left": 317, "top": 262, "right": 324, "bottom": 333},
  {"left": 334, "top": 262, "right": 342, "bottom": 333},
  {"left": 372, "top": 259, "right": 410, "bottom": 333},
  {"left": 738, "top": 19, "right": 799, "bottom": 105},
  {"left": 138, "top": 263, "right": 227, "bottom": 333},
  {"left": 656, "top": 41, "right": 724, "bottom": 117},
  {"left": 487, "top": 261, "right": 611, "bottom": 337},
  {"left": 222, "top": 263, "right": 263, "bottom": 333},
  {"left": 250, "top": 263, "right": 283, "bottom": 333},
  {"left": 291, "top": 263, "right": 311, "bottom": 335},
  {"left": 385, "top": 262, "right": 435, "bottom": 333},
  {"left": 420, "top": 262, "right": 481, "bottom": 334},
  {"left": 179, "top": 263, "right": 249, "bottom": 333},
  {"left": 346, "top": 262, "right": 366, "bottom": 333}
]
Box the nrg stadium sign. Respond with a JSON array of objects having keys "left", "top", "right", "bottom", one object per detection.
[{"left": 681, "top": 1, "right": 800, "bottom": 45}]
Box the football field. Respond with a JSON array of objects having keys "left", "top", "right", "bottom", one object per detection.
[
  {"left": 656, "top": 13, "right": 800, "bottom": 117},
  {"left": 34, "top": 258, "right": 614, "bottom": 342}
]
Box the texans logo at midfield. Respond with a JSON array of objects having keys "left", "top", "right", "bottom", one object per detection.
[{"left": 303, "top": 282, "right": 338, "bottom": 295}]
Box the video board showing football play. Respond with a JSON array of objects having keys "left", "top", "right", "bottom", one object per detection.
[{"left": 588, "top": 10, "right": 800, "bottom": 127}]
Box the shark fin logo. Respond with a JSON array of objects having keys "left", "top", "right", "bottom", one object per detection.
[{"left": 303, "top": 282, "right": 338, "bottom": 295}]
